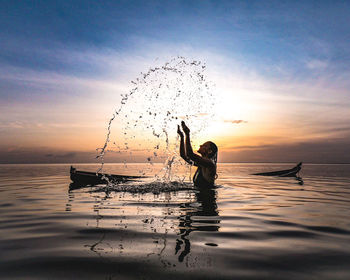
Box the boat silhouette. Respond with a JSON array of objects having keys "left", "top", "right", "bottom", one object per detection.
[
  {"left": 69, "top": 166, "right": 145, "bottom": 190},
  {"left": 252, "top": 162, "right": 302, "bottom": 177}
]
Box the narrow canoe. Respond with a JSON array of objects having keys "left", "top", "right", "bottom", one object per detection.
[
  {"left": 69, "top": 166, "right": 145, "bottom": 189},
  {"left": 252, "top": 162, "right": 302, "bottom": 177}
]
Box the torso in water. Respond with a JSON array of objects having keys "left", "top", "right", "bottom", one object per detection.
[{"left": 193, "top": 166, "right": 215, "bottom": 188}]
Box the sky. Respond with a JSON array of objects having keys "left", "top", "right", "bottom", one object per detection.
[{"left": 0, "top": 0, "right": 350, "bottom": 163}]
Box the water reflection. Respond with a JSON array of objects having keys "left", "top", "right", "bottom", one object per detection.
[
  {"left": 296, "top": 176, "right": 304, "bottom": 185},
  {"left": 176, "top": 187, "right": 219, "bottom": 262},
  {"left": 65, "top": 192, "right": 74, "bottom": 212},
  {"left": 66, "top": 183, "right": 220, "bottom": 264}
]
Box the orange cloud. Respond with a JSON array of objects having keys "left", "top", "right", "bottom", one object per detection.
[{"left": 223, "top": 120, "right": 247, "bottom": 124}]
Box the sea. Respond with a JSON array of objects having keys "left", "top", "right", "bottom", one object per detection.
[{"left": 0, "top": 163, "right": 350, "bottom": 280}]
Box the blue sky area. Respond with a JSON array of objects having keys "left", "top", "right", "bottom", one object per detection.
[{"left": 1, "top": 0, "right": 349, "bottom": 78}]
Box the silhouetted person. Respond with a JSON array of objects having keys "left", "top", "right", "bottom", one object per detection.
[{"left": 177, "top": 121, "right": 218, "bottom": 188}]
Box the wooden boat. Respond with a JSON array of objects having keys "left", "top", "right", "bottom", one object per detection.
[
  {"left": 252, "top": 162, "right": 302, "bottom": 177},
  {"left": 69, "top": 166, "right": 146, "bottom": 190}
]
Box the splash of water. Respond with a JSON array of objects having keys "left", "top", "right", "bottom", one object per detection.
[
  {"left": 97, "top": 56, "right": 215, "bottom": 186},
  {"left": 91, "top": 181, "right": 194, "bottom": 195}
]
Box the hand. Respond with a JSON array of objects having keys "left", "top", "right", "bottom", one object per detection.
[
  {"left": 177, "top": 125, "right": 184, "bottom": 138},
  {"left": 181, "top": 121, "right": 190, "bottom": 135}
]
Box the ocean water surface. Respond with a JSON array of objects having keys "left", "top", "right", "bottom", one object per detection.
[{"left": 1, "top": 163, "right": 350, "bottom": 279}]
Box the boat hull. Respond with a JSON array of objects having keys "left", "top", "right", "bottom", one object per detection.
[
  {"left": 69, "top": 166, "right": 145, "bottom": 190},
  {"left": 252, "top": 162, "right": 302, "bottom": 177}
]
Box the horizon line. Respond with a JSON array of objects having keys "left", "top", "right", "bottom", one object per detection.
[{"left": 1, "top": 162, "right": 350, "bottom": 165}]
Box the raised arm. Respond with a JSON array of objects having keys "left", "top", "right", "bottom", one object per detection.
[
  {"left": 181, "top": 121, "right": 215, "bottom": 168},
  {"left": 177, "top": 125, "right": 187, "bottom": 161}
]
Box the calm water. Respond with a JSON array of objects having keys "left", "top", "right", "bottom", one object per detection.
[{"left": 1, "top": 163, "right": 350, "bottom": 279}]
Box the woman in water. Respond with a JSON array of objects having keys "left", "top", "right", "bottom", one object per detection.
[{"left": 177, "top": 121, "right": 218, "bottom": 188}]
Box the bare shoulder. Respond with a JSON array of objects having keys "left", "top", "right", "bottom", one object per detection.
[{"left": 191, "top": 153, "right": 215, "bottom": 168}]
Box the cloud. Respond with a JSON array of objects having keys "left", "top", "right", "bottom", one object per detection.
[
  {"left": 0, "top": 147, "right": 91, "bottom": 164},
  {"left": 0, "top": 63, "right": 128, "bottom": 100},
  {"left": 0, "top": 121, "right": 102, "bottom": 130},
  {"left": 223, "top": 120, "right": 247, "bottom": 124},
  {"left": 0, "top": 121, "right": 26, "bottom": 129},
  {"left": 45, "top": 152, "right": 76, "bottom": 159},
  {"left": 0, "top": 146, "right": 163, "bottom": 164},
  {"left": 306, "top": 59, "right": 328, "bottom": 70},
  {"left": 223, "top": 144, "right": 275, "bottom": 151},
  {"left": 219, "top": 138, "right": 350, "bottom": 163}
]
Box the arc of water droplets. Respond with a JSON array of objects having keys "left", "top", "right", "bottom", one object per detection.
[{"left": 96, "top": 56, "right": 215, "bottom": 185}]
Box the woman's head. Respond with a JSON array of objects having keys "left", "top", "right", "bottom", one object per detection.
[{"left": 198, "top": 141, "right": 218, "bottom": 159}]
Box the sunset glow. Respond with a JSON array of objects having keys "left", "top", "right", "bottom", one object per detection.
[{"left": 1, "top": 1, "right": 349, "bottom": 163}]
